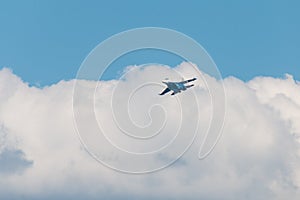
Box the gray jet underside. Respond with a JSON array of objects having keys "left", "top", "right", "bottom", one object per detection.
[{"left": 159, "top": 78, "right": 197, "bottom": 96}]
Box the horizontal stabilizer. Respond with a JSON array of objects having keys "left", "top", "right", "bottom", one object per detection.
[{"left": 180, "top": 78, "right": 197, "bottom": 84}]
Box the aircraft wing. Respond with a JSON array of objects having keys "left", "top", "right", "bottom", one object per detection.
[
  {"left": 159, "top": 88, "right": 171, "bottom": 95},
  {"left": 178, "top": 78, "right": 197, "bottom": 84}
]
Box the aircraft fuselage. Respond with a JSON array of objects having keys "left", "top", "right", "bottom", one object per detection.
[{"left": 160, "top": 78, "right": 196, "bottom": 96}]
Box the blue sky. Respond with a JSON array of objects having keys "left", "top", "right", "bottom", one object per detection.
[{"left": 0, "top": 0, "right": 299, "bottom": 86}]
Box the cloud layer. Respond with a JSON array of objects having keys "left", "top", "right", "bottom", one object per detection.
[{"left": 0, "top": 63, "right": 299, "bottom": 199}]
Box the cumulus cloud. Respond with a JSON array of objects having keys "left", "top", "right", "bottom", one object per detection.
[
  {"left": 0, "top": 63, "right": 299, "bottom": 200},
  {"left": 0, "top": 137, "right": 33, "bottom": 175}
]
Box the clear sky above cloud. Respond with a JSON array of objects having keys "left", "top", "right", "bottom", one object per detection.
[{"left": 0, "top": 0, "right": 300, "bottom": 85}]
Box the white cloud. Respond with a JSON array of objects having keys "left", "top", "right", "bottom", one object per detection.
[{"left": 0, "top": 63, "right": 299, "bottom": 199}]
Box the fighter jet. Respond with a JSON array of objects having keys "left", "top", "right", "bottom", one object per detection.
[{"left": 159, "top": 78, "right": 197, "bottom": 96}]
